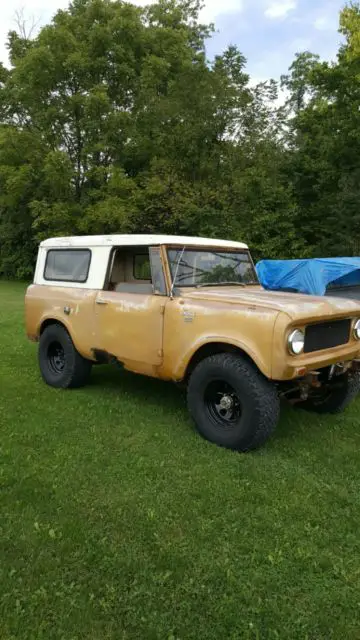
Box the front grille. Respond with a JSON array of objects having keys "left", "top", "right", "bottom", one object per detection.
[{"left": 304, "top": 319, "right": 351, "bottom": 354}]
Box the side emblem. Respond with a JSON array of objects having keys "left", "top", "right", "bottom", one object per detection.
[{"left": 182, "top": 309, "right": 195, "bottom": 323}]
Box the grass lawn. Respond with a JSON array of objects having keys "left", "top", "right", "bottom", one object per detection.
[{"left": 1, "top": 280, "right": 360, "bottom": 639}]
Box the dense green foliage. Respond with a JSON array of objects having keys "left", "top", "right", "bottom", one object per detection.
[
  {"left": 2, "top": 280, "right": 360, "bottom": 639},
  {"left": 0, "top": 0, "right": 360, "bottom": 277}
]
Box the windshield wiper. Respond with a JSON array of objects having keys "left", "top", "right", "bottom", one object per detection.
[{"left": 196, "top": 281, "right": 247, "bottom": 288}]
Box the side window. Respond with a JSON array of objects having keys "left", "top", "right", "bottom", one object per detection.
[
  {"left": 108, "top": 247, "right": 167, "bottom": 295},
  {"left": 149, "top": 247, "right": 167, "bottom": 295},
  {"left": 44, "top": 249, "right": 91, "bottom": 283},
  {"left": 133, "top": 253, "right": 152, "bottom": 280}
]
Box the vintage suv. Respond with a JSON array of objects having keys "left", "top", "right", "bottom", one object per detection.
[{"left": 25, "top": 234, "right": 360, "bottom": 451}]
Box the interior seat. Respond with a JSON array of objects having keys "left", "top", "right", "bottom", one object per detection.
[
  {"left": 109, "top": 253, "right": 153, "bottom": 294},
  {"left": 114, "top": 283, "right": 153, "bottom": 294},
  {"left": 109, "top": 258, "right": 125, "bottom": 290}
]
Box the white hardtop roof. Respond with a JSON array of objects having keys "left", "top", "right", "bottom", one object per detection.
[{"left": 40, "top": 234, "right": 248, "bottom": 250}]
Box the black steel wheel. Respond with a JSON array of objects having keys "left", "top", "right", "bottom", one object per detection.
[
  {"left": 187, "top": 353, "right": 280, "bottom": 452},
  {"left": 204, "top": 380, "right": 242, "bottom": 430},
  {"left": 39, "top": 324, "right": 92, "bottom": 389},
  {"left": 47, "top": 341, "right": 66, "bottom": 375}
]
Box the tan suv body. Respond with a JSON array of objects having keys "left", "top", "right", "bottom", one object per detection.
[{"left": 25, "top": 234, "right": 360, "bottom": 451}]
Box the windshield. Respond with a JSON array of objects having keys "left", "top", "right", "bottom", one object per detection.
[{"left": 168, "top": 248, "right": 258, "bottom": 288}]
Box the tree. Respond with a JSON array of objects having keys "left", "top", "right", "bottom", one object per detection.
[
  {"left": 0, "top": 0, "right": 305, "bottom": 278},
  {"left": 282, "top": 3, "right": 360, "bottom": 257}
]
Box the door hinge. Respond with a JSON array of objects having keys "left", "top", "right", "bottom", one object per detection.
[{"left": 157, "top": 349, "right": 164, "bottom": 358}]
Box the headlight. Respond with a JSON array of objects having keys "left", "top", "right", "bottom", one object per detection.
[
  {"left": 287, "top": 329, "right": 305, "bottom": 355},
  {"left": 354, "top": 319, "right": 360, "bottom": 340}
]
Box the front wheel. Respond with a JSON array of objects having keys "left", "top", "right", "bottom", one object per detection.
[
  {"left": 300, "top": 371, "right": 360, "bottom": 414},
  {"left": 39, "top": 324, "right": 92, "bottom": 389},
  {"left": 187, "top": 353, "right": 280, "bottom": 452}
]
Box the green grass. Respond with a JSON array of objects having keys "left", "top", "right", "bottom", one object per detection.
[{"left": 1, "top": 281, "right": 360, "bottom": 639}]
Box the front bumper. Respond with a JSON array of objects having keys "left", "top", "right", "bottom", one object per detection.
[{"left": 272, "top": 340, "right": 360, "bottom": 381}]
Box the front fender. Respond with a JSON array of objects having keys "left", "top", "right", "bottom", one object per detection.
[
  {"left": 161, "top": 298, "right": 280, "bottom": 381},
  {"left": 172, "top": 334, "right": 273, "bottom": 381}
]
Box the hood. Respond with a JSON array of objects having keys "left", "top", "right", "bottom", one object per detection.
[{"left": 181, "top": 285, "right": 360, "bottom": 322}]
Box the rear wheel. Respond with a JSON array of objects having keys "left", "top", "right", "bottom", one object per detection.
[
  {"left": 187, "top": 353, "right": 280, "bottom": 452},
  {"left": 301, "top": 371, "right": 360, "bottom": 414},
  {"left": 39, "top": 324, "right": 92, "bottom": 389}
]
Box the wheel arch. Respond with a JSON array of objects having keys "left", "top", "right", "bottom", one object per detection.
[
  {"left": 39, "top": 318, "right": 68, "bottom": 335},
  {"left": 182, "top": 340, "right": 267, "bottom": 382},
  {"left": 37, "top": 316, "right": 96, "bottom": 362}
]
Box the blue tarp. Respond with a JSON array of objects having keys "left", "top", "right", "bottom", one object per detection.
[{"left": 256, "top": 258, "right": 360, "bottom": 296}]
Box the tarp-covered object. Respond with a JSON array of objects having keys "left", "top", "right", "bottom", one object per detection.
[{"left": 256, "top": 258, "right": 360, "bottom": 296}]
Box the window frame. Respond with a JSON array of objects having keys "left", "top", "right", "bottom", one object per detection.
[
  {"left": 43, "top": 248, "right": 92, "bottom": 284},
  {"left": 102, "top": 245, "right": 168, "bottom": 295},
  {"left": 149, "top": 246, "right": 167, "bottom": 296},
  {"left": 166, "top": 247, "right": 258, "bottom": 290}
]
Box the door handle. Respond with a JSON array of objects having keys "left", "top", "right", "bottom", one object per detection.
[{"left": 96, "top": 299, "right": 108, "bottom": 305}]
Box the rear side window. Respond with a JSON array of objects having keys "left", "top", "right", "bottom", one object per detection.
[{"left": 44, "top": 249, "right": 91, "bottom": 283}]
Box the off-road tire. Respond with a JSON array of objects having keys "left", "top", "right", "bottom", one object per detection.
[
  {"left": 187, "top": 353, "right": 280, "bottom": 452},
  {"left": 301, "top": 371, "right": 360, "bottom": 414},
  {"left": 39, "top": 324, "right": 92, "bottom": 389}
]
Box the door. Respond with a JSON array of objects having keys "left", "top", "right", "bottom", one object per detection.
[
  {"left": 95, "top": 290, "right": 165, "bottom": 366},
  {"left": 94, "top": 246, "right": 168, "bottom": 368}
]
